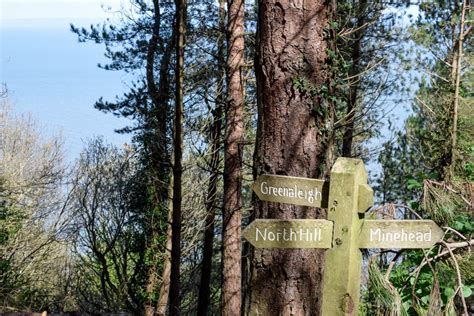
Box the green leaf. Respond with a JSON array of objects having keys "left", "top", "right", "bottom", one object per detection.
[
  {"left": 453, "top": 220, "right": 464, "bottom": 231},
  {"left": 410, "top": 200, "right": 420, "bottom": 210},
  {"left": 407, "top": 178, "right": 422, "bottom": 190},
  {"left": 463, "top": 221, "right": 472, "bottom": 231},
  {"left": 461, "top": 285, "right": 472, "bottom": 298},
  {"left": 444, "top": 287, "right": 455, "bottom": 299},
  {"left": 403, "top": 300, "right": 412, "bottom": 311}
]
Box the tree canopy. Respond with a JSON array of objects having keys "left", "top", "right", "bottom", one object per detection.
[{"left": 1, "top": 0, "right": 472, "bottom": 315}]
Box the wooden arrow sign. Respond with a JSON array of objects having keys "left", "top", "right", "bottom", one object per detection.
[
  {"left": 252, "top": 174, "right": 329, "bottom": 208},
  {"left": 359, "top": 220, "right": 444, "bottom": 249},
  {"left": 242, "top": 219, "right": 333, "bottom": 248}
]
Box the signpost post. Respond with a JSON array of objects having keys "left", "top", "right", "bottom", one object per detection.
[
  {"left": 321, "top": 158, "right": 372, "bottom": 315},
  {"left": 243, "top": 157, "right": 444, "bottom": 315}
]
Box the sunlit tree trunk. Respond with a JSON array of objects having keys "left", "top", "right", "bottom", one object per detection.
[
  {"left": 222, "top": 0, "right": 245, "bottom": 314},
  {"left": 246, "top": 1, "right": 329, "bottom": 314}
]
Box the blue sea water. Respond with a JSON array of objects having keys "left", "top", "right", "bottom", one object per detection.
[{"left": 1, "top": 17, "right": 132, "bottom": 161}]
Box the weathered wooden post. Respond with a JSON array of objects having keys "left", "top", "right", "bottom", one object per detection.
[
  {"left": 244, "top": 157, "right": 444, "bottom": 315},
  {"left": 321, "top": 158, "right": 373, "bottom": 315}
]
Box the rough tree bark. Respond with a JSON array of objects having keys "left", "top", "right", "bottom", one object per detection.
[
  {"left": 197, "top": 0, "right": 226, "bottom": 314},
  {"left": 246, "top": 1, "right": 329, "bottom": 314},
  {"left": 169, "top": 0, "right": 185, "bottom": 314},
  {"left": 222, "top": 0, "right": 245, "bottom": 314}
]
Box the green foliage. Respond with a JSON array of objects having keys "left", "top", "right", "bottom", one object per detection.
[
  {"left": 423, "top": 181, "right": 471, "bottom": 225},
  {"left": 0, "top": 104, "right": 73, "bottom": 312},
  {"left": 368, "top": 260, "right": 407, "bottom": 315},
  {"left": 322, "top": 0, "right": 408, "bottom": 161},
  {"left": 69, "top": 138, "right": 151, "bottom": 313},
  {"left": 457, "top": 88, "right": 474, "bottom": 180},
  {"left": 291, "top": 76, "right": 319, "bottom": 98},
  {"left": 387, "top": 247, "right": 473, "bottom": 315},
  {"left": 374, "top": 2, "right": 473, "bottom": 314}
]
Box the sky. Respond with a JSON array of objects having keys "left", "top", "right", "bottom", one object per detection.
[
  {"left": 1, "top": 0, "right": 133, "bottom": 161},
  {"left": 1, "top": 0, "right": 419, "bottom": 173},
  {"left": 2, "top": 0, "right": 123, "bottom": 21}
]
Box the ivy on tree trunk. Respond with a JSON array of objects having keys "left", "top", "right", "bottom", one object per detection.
[{"left": 245, "top": 1, "right": 329, "bottom": 314}]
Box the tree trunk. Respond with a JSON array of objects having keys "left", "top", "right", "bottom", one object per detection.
[
  {"left": 323, "top": 0, "right": 337, "bottom": 176},
  {"left": 156, "top": 181, "right": 174, "bottom": 316},
  {"left": 245, "top": 1, "right": 329, "bottom": 314},
  {"left": 222, "top": 0, "right": 245, "bottom": 314},
  {"left": 144, "top": 1, "right": 174, "bottom": 314},
  {"left": 197, "top": 0, "right": 226, "bottom": 314},
  {"left": 169, "top": 0, "right": 185, "bottom": 314},
  {"left": 341, "top": 0, "right": 366, "bottom": 158},
  {"left": 447, "top": 0, "right": 467, "bottom": 180}
]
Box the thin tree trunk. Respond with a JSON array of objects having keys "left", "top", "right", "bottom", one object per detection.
[
  {"left": 144, "top": 1, "right": 174, "bottom": 314},
  {"left": 156, "top": 179, "right": 174, "bottom": 316},
  {"left": 222, "top": 0, "right": 245, "bottom": 314},
  {"left": 156, "top": 218, "right": 172, "bottom": 315},
  {"left": 324, "top": 0, "right": 337, "bottom": 177},
  {"left": 447, "top": 0, "right": 467, "bottom": 180},
  {"left": 143, "top": 4, "right": 161, "bottom": 313},
  {"left": 342, "top": 0, "right": 366, "bottom": 158},
  {"left": 197, "top": 1, "right": 226, "bottom": 314},
  {"left": 246, "top": 1, "right": 329, "bottom": 314},
  {"left": 169, "top": 0, "right": 185, "bottom": 314}
]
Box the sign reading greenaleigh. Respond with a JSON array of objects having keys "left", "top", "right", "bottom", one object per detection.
[{"left": 251, "top": 174, "right": 329, "bottom": 208}]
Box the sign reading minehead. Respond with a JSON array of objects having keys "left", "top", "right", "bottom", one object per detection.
[
  {"left": 359, "top": 220, "right": 444, "bottom": 249},
  {"left": 242, "top": 219, "right": 333, "bottom": 248},
  {"left": 251, "top": 174, "right": 329, "bottom": 208}
]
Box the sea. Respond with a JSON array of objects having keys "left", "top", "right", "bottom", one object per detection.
[{"left": 1, "top": 8, "right": 132, "bottom": 162}]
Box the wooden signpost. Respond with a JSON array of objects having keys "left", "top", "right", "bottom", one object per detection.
[{"left": 244, "top": 157, "right": 444, "bottom": 315}]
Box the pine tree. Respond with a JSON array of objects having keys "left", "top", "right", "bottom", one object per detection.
[
  {"left": 374, "top": 1, "right": 473, "bottom": 314},
  {"left": 246, "top": 1, "right": 330, "bottom": 314},
  {"left": 222, "top": 0, "right": 245, "bottom": 314}
]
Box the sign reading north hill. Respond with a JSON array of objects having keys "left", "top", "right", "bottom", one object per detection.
[
  {"left": 242, "top": 219, "right": 333, "bottom": 248},
  {"left": 359, "top": 219, "right": 444, "bottom": 249},
  {"left": 251, "top": 174, "right": 329, "bottom": 208}
]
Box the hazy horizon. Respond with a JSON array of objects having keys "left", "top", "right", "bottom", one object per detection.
[{"left": 1, "top": 0, "right": 133, "bottom": 161}]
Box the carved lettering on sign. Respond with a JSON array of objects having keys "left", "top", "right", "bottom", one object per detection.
[
  {"left": 251, "top": 175, "right": 328, "bottom": 208},
  {"left": 359, "top": 220, "right": 443, "bottom": 249},
  {"left": 369, "top": 228, "right": 432, "bottom": 242},
  {"left": 259, "top": 181, "right": 323, "bottom": 204},
  {"left": 242, "top": 219, "right": 333, "bottom": 249},
  {"left": 255, "top": 227, "right": 322, "bottom": 242}
]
